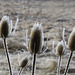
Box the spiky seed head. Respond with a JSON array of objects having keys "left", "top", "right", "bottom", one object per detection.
[
  {"left": 29, "top": 23, "right": 44, "bottom": 54},
  {"left": 68, "top": 27, "right": 75, "bottom": 51},
  {"left": 56, "top": 41, "right": 64, "bottom": 56},
  {"left": 0, "top": 16, "right": 10, "bottom": 38},
  {"left": 19, "top": 57, "right": 28, "bottom": 68}
]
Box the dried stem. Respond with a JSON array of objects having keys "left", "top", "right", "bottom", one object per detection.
[
  {"left": 3, "top": 38, "right": 12, "bottom": 75},
  {"left": 64, "top": 51, "right": 73, "bottom": 75},
  {"left": 12, "top": 18, "right": 19, "bottom": 35},
  {"left": 25, "top": 29, "right": 28, "bottom": 48},
  {"left": 46, "top": 32, "right": 48, "bottom": 48},
  {"left": 58, "top": 55, "right": 61, "bottom": 75},
  {"left": 10, "top": 20, "right": 13, "bottom": 34},
  {"left": 19, "top": 68, "right": 23, "bottom": 75},
  {"left": 32, "top": 53, "right": 36, "bottom": 75},
  {"left": 52, "top": 41, "right": 57, "bottom": 55}
]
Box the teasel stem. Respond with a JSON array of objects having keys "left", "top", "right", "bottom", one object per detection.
[
  {"left": 56, "top": 56, "right": 58, "bottom": 75},
  {"left": 46, "top": 32, "right": 48, "bottom": 48},
  {"left": 19, "top": 68, "right": 23, "bottom": 75},
  {"left": 58, "top": 55, "right": 61, "bottom": 75},
  {"left": 52, "top": 41, "right": 57, "bottom": 55},
  {"left": 64, "top": 51, "right": 73, "bottom": 75},
  {"left": 12, "top": 18, "right": 19, "bottom": 35},
  {"left": 3, "top": 38, "right": 12, "bottom": 75},
  {"left": 25, "top": 29, "right": 28, "bottom": 49},
  {"left": 62, "top": 28, "right": 66, "bottom": 50},
  {"left": 32, "top": 53, "right": 36, "bottom": 75}
]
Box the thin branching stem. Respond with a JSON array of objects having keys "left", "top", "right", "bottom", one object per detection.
[
  {"left": 56, "top": 56, "right": 58, "bottom": 75},
  {"left": 12, "top": 18, "right": 19, "bottom": 35},
  {"left": 32, "top": 53, "right": 36, "bottom": 75},
  {"left": 62, "top": 28, "right": 66, "bottom": 50},
  {"left": 52, "top": 41, "right": 57, "bottom": 56},
  {"left": 64, "top": 51, "right": 73, "bottom": 75},
  {"left": 3, "top": 38, "right": 12, "bottom": 75},
  {"left": 46, "top": 32, "right": 48, "bottom": 48}
]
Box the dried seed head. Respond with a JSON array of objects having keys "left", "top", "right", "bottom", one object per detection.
[
  {"left": 56, "top": 41, "right": 64, "bottom": 56},
  {"left": 0, "top": 16, "right": 10, "bottom": 38},
  {"left": 19, "top": 57, "right": 28, "bottom": 68},
  {"left": 68, "top": 27, "right": 75, "bottom": 51},
  {"left": 29, "top": 23, "right": 43, "bottom": 54}
]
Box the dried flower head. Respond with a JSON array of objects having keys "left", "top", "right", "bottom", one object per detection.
[
  {"left": 19, "top": 57, "right": 28, "bottom": 68},
  {"left": 0, "top": 15, "right": 19, "bottom": 38},
  {"left": 0, "top": 16, "right": 19, "bottom": 75},
  {"left": 0, "top": 16, "right": 10, "bottom": 38},
  {"left": 56, "top": 41, "right": 64, "bottom": 56},
  {"left": 68, "top": 27, "right": 75, "bottom": 51},
  {"left": 29, "top": 23, "right": 43, "bottom": 54}
]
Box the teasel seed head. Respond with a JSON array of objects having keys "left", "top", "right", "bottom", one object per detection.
[
  {"left": 19, "top": 57, "right": 28, "bottom": 68},
  {"left": 56, "top": 41, "right": 64, "bottom": 56},
  {"left": 0, "top": 16, "right": 10, "bottom": 38},
  {"left": 29, "top": 23, "right": 44, "bottom": 54},
  {"left": 68, "top": 27, "right": 75, "bottom": 51}
]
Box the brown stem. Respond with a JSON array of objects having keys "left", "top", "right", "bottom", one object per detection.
[
  {"left": 58, "top": 55, "right": 61, "bottom": 75},
  {"left": 3, "top": 38, "right": 12, "bottom": 75},
  {"left": 32, "top": 53, "right": 36, "bottom": 75},
  {"left": 64, "top": 51, "right": 73, "bottom": 75}
]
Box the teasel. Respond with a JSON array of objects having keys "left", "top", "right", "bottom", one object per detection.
[
  {"left": 53, "top": 40, "right": 64, "bottom": 75},
  {"left": 29, "top": 23, "right": 43, "bottom": 75},
  {"left": 0, "top": 15, "right": 19, "bottom": 75},
  {"left": 64, "top": 27, "right": 75, "bottom": 75},
  {"left": 56, "top": 41, "right": 64, "bottom": 75},
  {"left": 19, "top": 57, "right": 28, "bottom": 75}
]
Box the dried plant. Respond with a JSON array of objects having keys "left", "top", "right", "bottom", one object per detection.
[
  {"left": 56, "top": 41, "right": 64, "bottom": 75},
  {"left": 29, "top": 23, "right": 43, "bottom": 75},
  {"left": 19, "top": 57, "right": 28, "bottom": 75},
  {"left": 0, "top": 15, "right": 19, "bottom": 75},
  {"left": 64, "top": 27, "right": 75, "bottom": 75},
  {"left": 52, "top": 28, "right": 67, "bottom": 75}
]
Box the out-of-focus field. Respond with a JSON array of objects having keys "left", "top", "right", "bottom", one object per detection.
[{"left": 0, "top": 0, "right": 75, "bottom": 75}]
